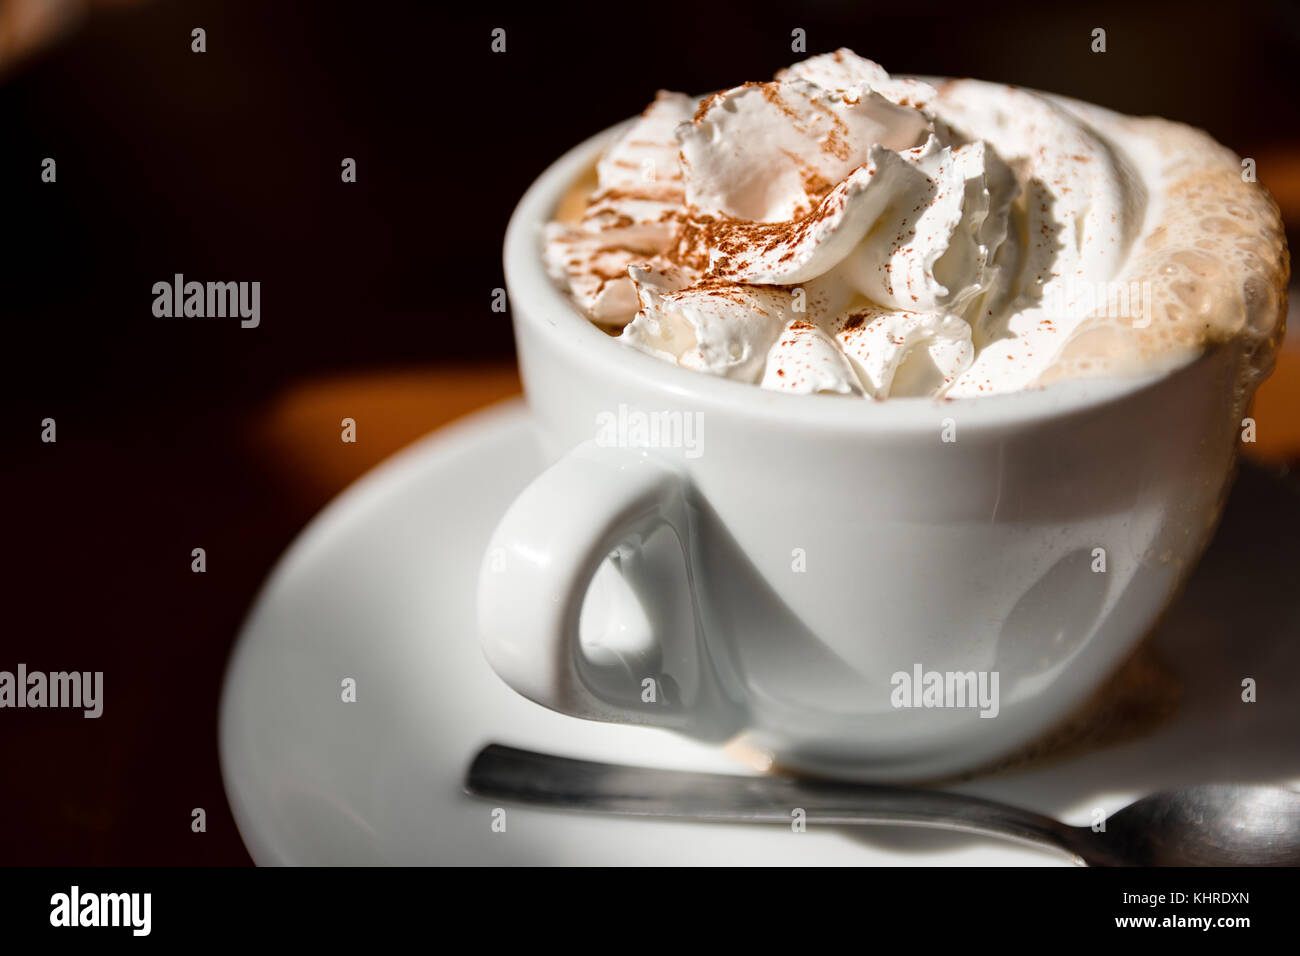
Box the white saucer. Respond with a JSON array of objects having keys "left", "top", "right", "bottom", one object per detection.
[{"left": 219, "top": 398, "right": 1300, "bottom": 865}]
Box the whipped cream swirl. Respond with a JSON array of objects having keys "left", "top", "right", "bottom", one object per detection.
[{"left": 543, "top": 50, "right": 1288, "bottom": 399}]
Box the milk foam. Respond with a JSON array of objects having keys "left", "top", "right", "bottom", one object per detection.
[{"left": 543, "top": 51, "right": 1289, "bottom": 400}]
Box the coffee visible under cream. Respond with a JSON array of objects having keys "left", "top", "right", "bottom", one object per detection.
[{"left": 544, "top": 50, "right": 1288, "bottom": 400}]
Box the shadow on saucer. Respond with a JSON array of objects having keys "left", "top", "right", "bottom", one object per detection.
[{"left": 838, "top": 461, "right": 1300, "bottom": 859}]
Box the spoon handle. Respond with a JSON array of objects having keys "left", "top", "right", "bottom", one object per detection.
[{"left": 465, "top": 744, "right": 1085, "bottom": 863}]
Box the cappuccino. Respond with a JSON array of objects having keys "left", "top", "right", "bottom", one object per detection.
[{"left": 544, "top": 50, "right": 1288, "bottom": 400}]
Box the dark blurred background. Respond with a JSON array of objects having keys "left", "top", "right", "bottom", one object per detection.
[{"left": 0, "top": 0, "right": 1297, "bottom": 864}]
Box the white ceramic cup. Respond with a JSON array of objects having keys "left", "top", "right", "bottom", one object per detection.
[{"left": 477, "top": 122, "right": 1249, "bottom": 781}]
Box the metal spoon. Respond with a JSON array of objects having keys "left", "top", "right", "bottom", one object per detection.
[{"left": 465, "top": 744, "right": 1300, "bottom": 866}]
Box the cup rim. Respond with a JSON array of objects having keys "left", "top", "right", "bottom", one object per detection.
[{"left": 503, "top": 117, "right": 1200, "bottom": 434}]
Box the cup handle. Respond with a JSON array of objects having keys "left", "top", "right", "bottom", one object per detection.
[{"left": 477, "top": 440, "right": 734, "bottom": 738}]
